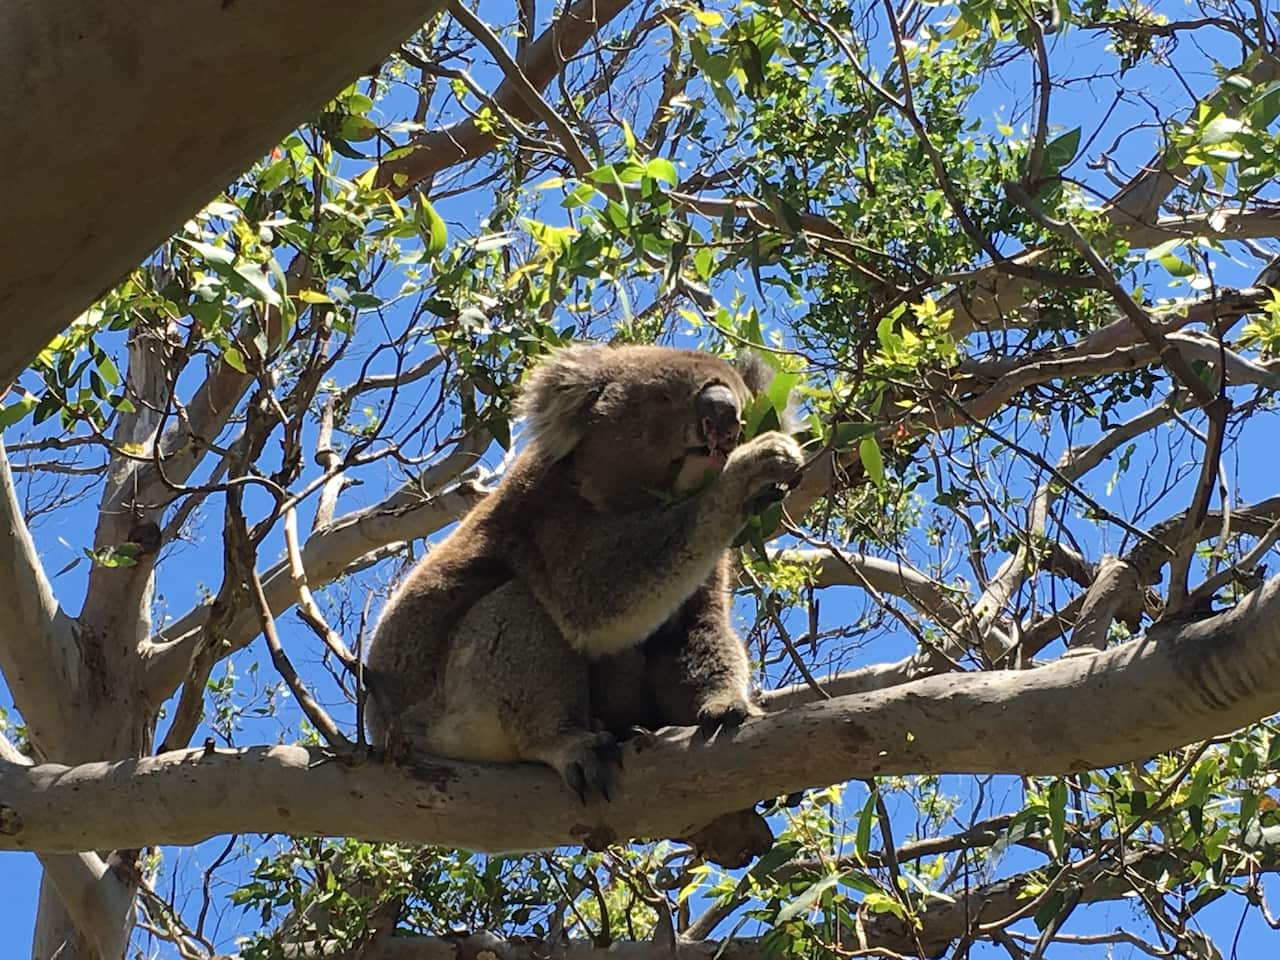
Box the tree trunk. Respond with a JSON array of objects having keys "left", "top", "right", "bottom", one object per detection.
[{"left": 0, "top": 0, "right": 449, "bottom": 392}]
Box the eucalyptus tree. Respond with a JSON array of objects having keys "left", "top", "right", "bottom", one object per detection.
[{"left": 3, "top": 2, "right": 1280, "bottom": 958}]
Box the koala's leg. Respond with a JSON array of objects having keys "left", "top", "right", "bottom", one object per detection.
[
  {"left": 645, "top": 561, "right": 775, "bottom": 868},
  {"left": 516, "top": 432, "right": 806, "bottom": 657},
  {"left": 646, "top": 560, "right": 761, "bottom": 737},
  {"left": 364, "top": 543, "right": 510, "bottom": 748},
  {"left": 679, "top": 809, "right": 775, "bottom": 870},
  {"left": 440, "top": 582, "right": 620, "bottom": 802},
  {"left": 589, "top": 647, "right": 658, "bottom": 737}
]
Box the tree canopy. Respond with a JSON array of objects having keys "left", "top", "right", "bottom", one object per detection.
[{"left": 4, "top": 1, "right": 1280, "bottom": 958}]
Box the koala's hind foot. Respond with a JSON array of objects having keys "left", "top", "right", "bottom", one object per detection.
[
  {"left": 683, "top": 808, "right": 775, "bottom": 869},
  {"left": 527, "top": 730, "right": 622, "bottom": 803}
]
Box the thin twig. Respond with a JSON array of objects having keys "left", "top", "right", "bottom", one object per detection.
[
  {"left": 284, "top": 507, "right": 358, "bottom": 672},
  {"left": 230, "top": 497, "right": 352, "bottom": 753}
]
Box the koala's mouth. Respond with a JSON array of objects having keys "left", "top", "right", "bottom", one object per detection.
[
  {"left": 683, "top": 445, "right": 723, "bottom": 472},
  {"left": 691, "top": 432, "right": 739, "bottom": 472}
]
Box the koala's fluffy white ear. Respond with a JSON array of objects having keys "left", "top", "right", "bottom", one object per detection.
[{"left": 515, "top": 345, "right": 608, "bottom": 460}]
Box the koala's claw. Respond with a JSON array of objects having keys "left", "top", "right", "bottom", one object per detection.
[
  {"left": 560, "top": 731, "right": 622, "bottom": 804},
  {"left": 564, "top": 755, "right": 611, "bottom": 804},
  {"left": 697, "top": 698, "right": 760, "bottom": 740}
]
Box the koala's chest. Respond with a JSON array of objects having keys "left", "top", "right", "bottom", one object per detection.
[{"left": 568, "top": 562, "right": 720, "bottom": 658}]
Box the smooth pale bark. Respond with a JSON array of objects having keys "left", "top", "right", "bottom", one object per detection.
[
  {"left": 0, "top": 0, "right": 449, "bottom": 391},
  {"left": 4, "top": 575, "right": 1280, "bottom": 854},
  {"left": 0, "top": 441, "right": 81, "bottom": 751}
]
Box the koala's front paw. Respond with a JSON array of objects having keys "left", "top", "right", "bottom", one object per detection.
[
  {"left": 557, "top": 730, "right": 623, "bottom": 804},
  {"left": 697, "top": 692, "right": 763, "bottom": 740},
  {"left": 726, "top": 432, "right": 805, "bottom": 504}
]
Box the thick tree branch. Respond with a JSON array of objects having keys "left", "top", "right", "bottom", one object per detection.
[
  {"left": 1126, "top": 207, "right": 1280, "bottom": 247},
  {"left": 0, "top": 439, "right": 82, "bottom": 753},
  {"left": 0, "top": 735, "right": 132, "bottom": 960},
  {"left": 0, "top": 0, "right": 451, "bottom": 390},
  {"left": 8, "top": 575, "right": 1280, "bottom": 855},
  {"left": 376, "top": 0, "right": 635, "bottom": 193}
]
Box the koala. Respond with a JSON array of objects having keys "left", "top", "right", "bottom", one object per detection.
[
  {"left": 363, "top": 343, "right": 804, "bottom": 822},
  {"left": 588, "top": 353, "right": 798, "bottom": 867}
]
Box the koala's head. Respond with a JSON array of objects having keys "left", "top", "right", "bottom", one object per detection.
[{"left": 516, "top": 344, "right": 781, "bottom": 509}]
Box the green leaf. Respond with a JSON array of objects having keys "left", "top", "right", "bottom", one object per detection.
[
  {"left": 747, "top": 840, "right": 801, "bottom": 881},
  {"left": 1198, "top": 115, "right": 1245, "bottom": 146},
  {"left": 222, "top": 347, "right": 247, "bottom": 374},
  {"left": 0, "top": 391, "right": 38, "bottom": 429},
  {"left": 693, "top": 248, "right": 717, "bottom": 281},
  {"left": 563, "top": 182, "right": 597, "bottom": 209},
  {"left": 1048, "top": 779, "right": 1067, "bottom": 857},
  {"left": 859, "top": 435, "right": 884, "bottom": 486},
  {"left": 416, "top": 194, "right": 448, "bottom": 257},
  {"left": 832, "top": 421, "right": 876, "bottom": 449},
  {"left": 1159, "top": 253, "right": 1196, "bottom": 277},
  {"left": 862, "top": 891, "right": 905, "bottom": 918},
  {"left": 645, "top": 158, "right": 678, "bottom": 184},
  {"left": 776, "top": 872, "right": 843, "bottom": 924},
  {"left": 177, "top": 237, "right": 236, "bottom": 267},
  {"left": 95, "top": 353, "right": 121, "bottom": 387},
  {"left": 234, "top": 263, "right": 282, "bottom": 307},
  {"left": 766, "top": 371, "right": 800, "bottom": 415},
  {"left": 472, "top": 232, "right": 517, "bottom": 253},
  {"left": 1039, "top": 127, "right": 1081, "bottom": 177},
  {"left": 1033, "top": 889, "right": 1066, "bottom": 931},
  {"left": 854, "top": 791, "right": 876, "bottom": 860},
  {"left": 338, "top": 115, "right": 378, "bottom": 142}
]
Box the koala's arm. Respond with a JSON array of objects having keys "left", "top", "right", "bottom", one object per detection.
[{"left": 510, "top": 432, "right": 803, "bottom": 656}]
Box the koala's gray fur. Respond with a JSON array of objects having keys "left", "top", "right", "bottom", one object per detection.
[{"left": 364, "top": 344, "right": 804, "bottom": 824}]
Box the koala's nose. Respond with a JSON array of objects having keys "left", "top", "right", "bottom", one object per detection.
[{"left": 697, "top": 384, "right": 741, "bottom": 445}]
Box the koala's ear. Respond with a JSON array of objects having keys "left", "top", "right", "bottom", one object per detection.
[
  {"left": 515, "top": 345, "right": 608, "bottom": 460},
  {"left": 735, "top": 350, "right": 805, "bottom": 434},
  {"left": 734, "top": 350, "right": 775, "bottom": 395}
]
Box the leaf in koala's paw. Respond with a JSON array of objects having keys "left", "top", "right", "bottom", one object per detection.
[{"left": 733, "top": 511, "right": 771, "bottom": 559}]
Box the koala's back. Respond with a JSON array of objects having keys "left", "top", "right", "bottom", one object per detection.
[{"left": 372, "top": 579, "right": 588, "bottom": 762}]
